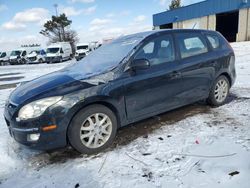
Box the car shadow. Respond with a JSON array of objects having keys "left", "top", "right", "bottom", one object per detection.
[
  {"left": 29, "top": 92, "right": 249, "bottom": 166},
  {"left": 30, "top": 101, "right": 211, "bottom": 167}
]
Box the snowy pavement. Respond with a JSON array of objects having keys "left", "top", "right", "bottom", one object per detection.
[{"left": 0, "top": 43, "right": 250, "bottom": 188}]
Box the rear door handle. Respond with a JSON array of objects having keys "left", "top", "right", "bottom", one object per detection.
[{"left": 169, "top": 71, "right": 182, "bottom": 79}]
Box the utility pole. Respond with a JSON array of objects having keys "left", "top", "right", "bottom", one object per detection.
[
  {"left": 53, "top": 4, "right": 62, "bottom": 41},
  {"left": 54, "top": 4, "right": 58, "bottom": 17}
]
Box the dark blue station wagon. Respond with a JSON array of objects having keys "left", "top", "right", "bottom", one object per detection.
[{"left": 4, "top": 29, "right": 236, "bottom": 154}]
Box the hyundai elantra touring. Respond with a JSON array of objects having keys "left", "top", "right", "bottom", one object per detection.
[{"left": 4, "top": 29, "right": 236, "bottom": 154}]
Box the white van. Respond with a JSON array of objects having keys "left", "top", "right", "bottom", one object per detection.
[
  {"left": 27, "top": 49, "right": 46, "bottom": 64},
  {"left": 89, "top": 41, "right": 101, "bottom": 50},
  {"left": 9, "top": 48, "right": 30, "bottom": 65},
  {"left": 75, "top": 43, "right": 90, "bottom": 61},
  {"left": 46, "top": 42, "right": 72, "bottom": 63},
  {"left": 0, "top": 51, "right": 10, "bottom": 65}
]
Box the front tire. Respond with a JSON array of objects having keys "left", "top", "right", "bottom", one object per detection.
[
  {"left": 207, "top": 75, "right": 230, "bottom": 106},
  {"left": 68, "top": 105, "right": 118, "bottom": 154},
  {"left": 59, "top": 56, "right": 63, "bottom": 63}
]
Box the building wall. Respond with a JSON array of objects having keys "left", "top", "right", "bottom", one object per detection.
[
  {"left": 207, "top": 15, "right": 216, "bottom": 31},
  {"left": 153, "top": 0, "right": 250, "bottom": 27},
  {"left": 172, "top": 15, "right": 216, "bottom": 30},
  {"left": 171, "top": 9, "right": 250, "bottom": 42},
  {"left": 156, "top": 8, "right": 250, "bottom": 42},
  {"left": 237, "top": 8, "right": 250, "bottom": 42}
]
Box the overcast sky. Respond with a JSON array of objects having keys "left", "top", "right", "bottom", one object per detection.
[{"left": 0, "top": 0, "right": 203, "bottom": 51}]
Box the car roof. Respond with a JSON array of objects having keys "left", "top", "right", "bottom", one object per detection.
[
  {"left": 13, "top": 48, "right": 26, "bottom": 51},
  {"left": 124, "top": 29, "right": 216, "bottom": 39},
  {"left": 47, "top": 45, "right": 61, "bottom": 48},
  {"left": 77, "top": 43, "right": 89, "bottom": 46}
]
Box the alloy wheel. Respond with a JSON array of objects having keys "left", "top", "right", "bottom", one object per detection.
[
  {"left": 80, "top": 113, "right": 112, "bottom": 149},
  {"left": 214, "top": 79, "right": 229, "bottom": 103}
]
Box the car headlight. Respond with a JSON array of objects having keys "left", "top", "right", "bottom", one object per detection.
[{"left": 17, "top": 96, "right": 63, "bottom": 121}]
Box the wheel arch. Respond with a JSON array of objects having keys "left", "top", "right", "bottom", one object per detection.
[
  {"left": 219, "top": 72, "right": 232, "bottom": 87},
  {"left": 66, "top": 99, "right": 123, "bottom": 142},
  {"left": 86, "top": 101, "right": 121, "bottom": 126}
]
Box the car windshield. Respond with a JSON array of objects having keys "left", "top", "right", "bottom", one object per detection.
[
  {"left": 77, "top": 45, "right": 88, "bottom": 50},
  {"left": 65, "top": 35, "right": 145, "bottom": 76},
  {"left": 0, "top": 53, "right": 5, "bottom": 58},
  {"left": 46, "top": 48, "right": 59, "bottom": 54},
  {"left": 11, "top": 50, "right": 21, "bottom": 56}
]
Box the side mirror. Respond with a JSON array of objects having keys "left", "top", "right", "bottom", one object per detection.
[{"left": 129, "top": 59, "right": 150, "bottom": 71}]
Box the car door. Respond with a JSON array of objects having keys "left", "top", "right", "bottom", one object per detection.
[
  {"left": 174, "top": 32, "right": 215, "bottom": 104},
  {"left": 122, "top": 34, "right": 185, "bottom": 121}
]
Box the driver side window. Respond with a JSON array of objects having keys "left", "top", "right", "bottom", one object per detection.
[{"left": 134, "top": 35, "right": 175, "bottom": 66}]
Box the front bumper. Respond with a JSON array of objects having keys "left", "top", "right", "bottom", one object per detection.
[
  {"left": 46, "top": 56, "right": 61, "bottom": 63},
  {"left": 75, "top": 54, "right": 86, "bottom": 61},
  {"left": 27, "top": 60, "right": 40, "bottom": 64},
  {"left": 9, "top": 59, "right": 22, "bottom": 65},
  {"left": 4, "top": 103, "right": 68, "bottom": 150},
  {"left": 27, "top": 57, "right": 39, "bottom": 64}
]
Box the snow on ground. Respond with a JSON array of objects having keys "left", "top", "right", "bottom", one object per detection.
[
  {"left": 0, "top": 43, "right": 250, "bottom": 188},
  {"left": 0, "top": 61, "right": 72, "bottom": 87}
]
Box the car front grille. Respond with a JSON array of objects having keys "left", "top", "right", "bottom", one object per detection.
[
  {"left": 28, "top": 57, "right": 37, "bottom": 61},
  {"left": 79, "top": 53, "right": 86, "bottom": 56},
  {"left": 46, "top": 57, "right": 56, "bottom": 61}
]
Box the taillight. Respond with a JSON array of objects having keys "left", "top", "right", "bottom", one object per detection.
[{"left": 229, "top": 55, "right": 235, "bottom": 65}]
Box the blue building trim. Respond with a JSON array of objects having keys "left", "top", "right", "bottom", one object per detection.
[{"left": 153, "top": 0, "right": 250, "bottom": 26}]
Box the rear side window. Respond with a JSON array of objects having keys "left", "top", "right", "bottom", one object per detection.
[
  {"left": 207, "top": 35, "right": 220, "bottom": 49},
  {"left": 177, "top": 33, "right": 208, "bottom": 59}
]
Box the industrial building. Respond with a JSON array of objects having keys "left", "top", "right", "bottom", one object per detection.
[{"left": 153, "top": 0, "right": 250, "bottom": 42}]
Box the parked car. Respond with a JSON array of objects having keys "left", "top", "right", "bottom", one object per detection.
[
  {"left": 27, "top": 50, "right": 46, "bottom": 64},
  {"left": 75, "top": 43, "right": 90, "bottom": 61},
  {"left": 89, "top": 41, "right": 100, "bottom": 51},
  {"left": 46, "top": 42, "right": 72, "bottom": 63},
  {"left": 0, "top": 51, "right": 10, "bottom": 65},
  {"left": 4, "top": 29, "right": 236, "bottom": 154},
  {"left": 9, "top": 48, "right": 29, "bottom": 65}
]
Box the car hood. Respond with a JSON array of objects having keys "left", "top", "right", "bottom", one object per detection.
[{"left": 9, "top": 67, "right": 115, "bottom": 105}]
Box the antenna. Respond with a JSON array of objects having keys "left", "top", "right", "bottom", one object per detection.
[{"left": 192, "top": 22, "right": 197, "bottom": 29}]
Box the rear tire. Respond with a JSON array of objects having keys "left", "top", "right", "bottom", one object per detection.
[
  {"left": 68, "top": 105, "right": 118, "bottom": 154},
  {"left": 207, "top": 75, "right": 230, "bottom": 106}
]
